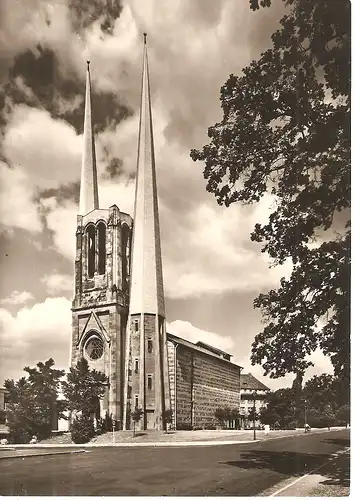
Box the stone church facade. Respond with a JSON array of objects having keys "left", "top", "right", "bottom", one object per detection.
[{"left": 70, "top": 35, "right": 241, "bottom": 431}]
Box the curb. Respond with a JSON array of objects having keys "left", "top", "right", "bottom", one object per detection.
[
  {"left": 0, "top": 427, "right": 347, "bottom": 451},
  {"left": 0, "top": 449, "right": 87, "bottom": 460},
  {"left": 0, "top": 439, "right": 260, "bottom": 450}
]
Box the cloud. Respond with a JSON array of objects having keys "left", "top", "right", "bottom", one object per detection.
[
  {"left": 0, "top": 290, "right": 35, "bottom": 306},
  {"left": 0, "top": 0, "right": 77, "bottom": 82},
  {"left": 3, "top": 105, "right": 82, "bottom": 190},
  {"left": 0, "top": 161, "right": 42, "bottom": 232},
  {"left": 168, "top": 319, "right": 334, "bottom": 391},
  {"left": 41, "top": 273, "right": 73, "bottom": 295},
  {"left": 167, "top": 319, "right": 235, "bottom": 354},
  {"left": 0, "top": 297, "right": 72, "bottom": 382}
]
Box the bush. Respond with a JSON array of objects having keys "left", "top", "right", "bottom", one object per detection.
[
  {"left": 8, "top": 426, "right": 32, "bottom": 444},
  {"left": 97, "top": 412, "right": 113, "bottom": 434},
  {"left": 193, "top": 426, "right": 203, "bottom": 431},
  {"left": 176, "top": 423, "right": 192, "bottom": 430},
  {"left": 71, "top": 416, "right": 95, "bottom": 444},
  {"left": 0, "top": 409, "right": 6, "bottom": 425},
  {"left": 205, "top": 424, "right": 217, "bottom": 430}
]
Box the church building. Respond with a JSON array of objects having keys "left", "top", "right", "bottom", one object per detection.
[{"left": 70, "top": 34, "right": 242, "bottom": 431}]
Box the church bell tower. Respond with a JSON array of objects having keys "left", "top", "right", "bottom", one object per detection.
[
  {"left": 123, "top": 34, "right": 171, "bottom": 431},
  {"left": 71, "top": 61, "right": 133, "bottom": 426}
]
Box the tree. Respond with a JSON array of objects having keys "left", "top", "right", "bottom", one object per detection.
[
  {"left": 4, "top": 359, "right": 65, "bottom": 442},
  {"left": 247, "top": 407, "right": 259, "bottom": 427},
  {"left": 260, "top": 389, "right": 297, "bottom": 429},
  {"left": 259, "top": 406, "right": 279, "bottom": 429},
  {"left": 162, "top": 408, "right": 174, "bottom": 433},
  {"left": 303, "top": 374, "right": 337, "bottom": 413},
  {"left": 230, "top": 408, "right": 242, "bottom": 429},
  {"left": 70, "top": 415, "right": 95, "bottom": 444},
  {"left": 322, "top": 404, "right": 336, "bottom": 430},
  {"left": 61, "top": 357, "right": 108, "bottom": 423},
  {"left": 336, "top": 404, "right": 350, "bottom": 428},
  {"left": 131, "top": 407, "right": 143, "bottom": 437},
  {"left": 214, "top": 407, "right": 231, "bottom": 428},
  {"left": 191, "top": 0, "right": 350, "bottom": 386}
]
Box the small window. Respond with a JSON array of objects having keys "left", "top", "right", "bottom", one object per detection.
[
  {"left": 127, "top": 386, "right": 132, "bottom": 398},
  {"left": 134, "top": 358, "right": 139, "bottom": 373},
  {"left": 147, "top": 338, "right": 153, "bottom": 353},
  {"left": 134, "top": 320, "right": 139, "bottom": 332},
  {"left": 135, "top": 395, "right": 139, "bottom": 408},
  {"left": 147, "top": 374, "right": 152, "bottom": 390}
]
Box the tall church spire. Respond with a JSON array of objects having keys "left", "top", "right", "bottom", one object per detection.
[
  {"left": 123, "top": 34, "right": 170, "bottom": 431},
  {"left": 79, "top": 61, "right": 99, "bottom": 215},
  {"left": 129, "top": 33, "right": 165, "bottom": 316}
]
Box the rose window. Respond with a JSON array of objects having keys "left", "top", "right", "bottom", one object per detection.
[{"left": 85, "top": 336, "right": 104, "bottom": 360}]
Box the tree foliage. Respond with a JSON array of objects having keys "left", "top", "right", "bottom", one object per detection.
[
  {"left": 70, "top": 415, "right": 95, "bottom": 444},
  {"left": 4, "top": 359, "right": 65, "bottom": 442},
  {"left": 215, "top": 406, "right": 241, "bottom": 428},
  {"left": 131, "top": 407, "right": 143, "bottom": 437},
  {"left": 61, "top": 357, "right": 108, "bottom": 419},
  {"left": 191, "top": 0, "right": 350, "bottom": 383},
  {"left": 162, "top": 408, "right": 174, "bottom": 433},
  {"left": 259, "top": 388, "right": 297, "bottom": 429},
  {"left": 260, "top": 373, "right": 348, "bottom": 429}
]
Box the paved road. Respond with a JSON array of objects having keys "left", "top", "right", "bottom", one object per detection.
[{"left": 0, "top": 429, "right": 349, "bottom": 496}]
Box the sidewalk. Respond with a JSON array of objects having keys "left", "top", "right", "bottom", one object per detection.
[
  {"left": 0, "top": 427, "right": 346, "bottom": 453},
  {"left": 262, "top": 447, "right": 350, "bottom": 497}
]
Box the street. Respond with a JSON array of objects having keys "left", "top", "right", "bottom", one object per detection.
[{"left": 0, "top": 429, "right": 349, "bottom": 496}]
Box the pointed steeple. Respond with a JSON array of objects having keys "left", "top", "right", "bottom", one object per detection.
[
  {"left": 79, "top": 60, "right": 99, "bottom": 215},
  {"left": 123, "top": 34, "right": 170, "bottom": 431},
  {"left": 129, "top": 33, "right": 165, "bottom": 317}
]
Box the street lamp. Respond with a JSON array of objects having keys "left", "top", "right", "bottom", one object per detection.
[
  {"left": 252, "top": 391, "right": 257, "bottom": 441},
  {"left": 112, "top": 419, "right": 116, "bottom": 444}
]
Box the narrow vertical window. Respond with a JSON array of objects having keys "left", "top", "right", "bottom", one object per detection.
[
  {"left": 97, "top": 222, "right": 106, "bottom": 275},
  {"left": 147, "top": 338, "right": 153, "bottom": 353},
  {"left": 121, "top": 224, "right": 130, "bottom": 288},
  {"left": 134, "top": 358, "right": 139, "bottom": 373},
  {"left": 134, "top": 320, "right": 139, "bottom": 332},
  {"left": 147, "top": 374, "right": 152, "bottom": 390},
  {"left": 135, "top": 395, "right": 139, "bottom": 408},
  {"left": 87, "top": 225, "right": 95, "bottom": 278}
]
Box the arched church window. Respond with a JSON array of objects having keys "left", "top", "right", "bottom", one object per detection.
[
  {"left": 97, "top": 222, "right": 106, "bottom": 275},
  {"left": 85, "top": 335, "right": 104, "bottom": 360},
  {"left": 86, "top": 225, "right": 95, "bottom": 278}
]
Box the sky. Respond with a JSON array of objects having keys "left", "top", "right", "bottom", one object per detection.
[{"left": 0, "top": 0, "right": 333, "bottom": 389}]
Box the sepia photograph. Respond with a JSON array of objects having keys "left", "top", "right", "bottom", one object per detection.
[{"left": 0, "top": 0, "right": 350, "bottom": 496}]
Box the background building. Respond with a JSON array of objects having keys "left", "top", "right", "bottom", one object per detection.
[{"left": 240, "top": 373, "right": 269, "bottom": 428}]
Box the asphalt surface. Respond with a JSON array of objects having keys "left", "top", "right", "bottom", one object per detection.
[{"left": 0, "top": 429, "right": 349, "bottom": 496}]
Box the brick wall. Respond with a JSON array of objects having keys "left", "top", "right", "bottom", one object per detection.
[{"left": 175, "top": 345, "right": 240, "bottom": 428}]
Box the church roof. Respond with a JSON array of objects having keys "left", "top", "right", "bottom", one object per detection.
[
  {"left": 240, "top": 373, "right": 269, "bottom": 391},
  {"left": 195, "top": 341, "right": 232, "bottom": 358},
  {"left": 167, "top": 333, "right": 242, "bottom": 368}
]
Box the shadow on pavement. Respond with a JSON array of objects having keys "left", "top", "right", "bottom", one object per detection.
[
  {"left": 318, "top": 452, "right": 350, "bottom": 487},
  {"left": 323, "top": 437, "right": 350, "bottom": 447},
  {"left": 221, "top": 450, "right": 328, "bottom": 476},
  {"left": 221, "top": 448, "right": 350, "bottom": 487}
]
